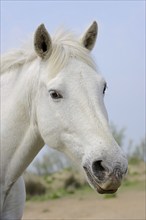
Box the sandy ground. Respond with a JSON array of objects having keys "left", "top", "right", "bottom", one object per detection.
[{"left": 23, "top": 189, "right": 145, "bottom": 220}]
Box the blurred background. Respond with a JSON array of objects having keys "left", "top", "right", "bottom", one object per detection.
[{"left": 1, "top": 1, "right": 145, "bottom": 219}]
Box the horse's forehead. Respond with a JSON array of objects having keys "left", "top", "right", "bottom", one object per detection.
[
  {"left": 46, "top": 59, "right": 104, "bottom": 92},
  {"left": 60, "top": 59, "right": 102, "bottom": 82},
  {"left": 66, "top": 59, "right": 95, "bottom": 72}
]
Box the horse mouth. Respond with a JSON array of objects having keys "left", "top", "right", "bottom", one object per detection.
[
  {"left": 84, "top": 166, "right": 118, "bottom": 194},
  {"left": 96, "top": 185, "right": 117, "bottom": 194}
]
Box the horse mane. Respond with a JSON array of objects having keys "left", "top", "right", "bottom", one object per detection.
[{"left": 1, "top": 28, "right": 97, "bottom": 76}]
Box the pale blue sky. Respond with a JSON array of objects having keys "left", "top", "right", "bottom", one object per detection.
[{"left": 1, "top": 0, "right": 145, "bottom": 147}]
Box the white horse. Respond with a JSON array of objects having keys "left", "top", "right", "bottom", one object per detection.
[{"left": 0, "top": 21, "right": 128, "bottom": 219}]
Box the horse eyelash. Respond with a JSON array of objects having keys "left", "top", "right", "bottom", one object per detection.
[{"left": 103, "top": 83, "right": 108, "bottom": 94}]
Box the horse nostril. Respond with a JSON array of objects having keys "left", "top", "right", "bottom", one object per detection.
[{"left": 92, "top": 160, "right": 106, "bottom": 181}]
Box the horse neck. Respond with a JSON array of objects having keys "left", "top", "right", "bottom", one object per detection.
[
  {"left": 1, "top": 59, "right": 44, "bottom": 187},
  {"left": 5, "top": 126, "right": 44, "bottom": 188}
]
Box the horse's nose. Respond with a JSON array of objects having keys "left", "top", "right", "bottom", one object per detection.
[
  {"left": 92, "top": 160, "right": 126, "bottom": 181},
  {"left": 92, "top": 160, "right": 107, "bottom": 181}
]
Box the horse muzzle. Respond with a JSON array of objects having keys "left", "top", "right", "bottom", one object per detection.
[{"left": 83, "top": 160, "right": 127, "bottom": 194}]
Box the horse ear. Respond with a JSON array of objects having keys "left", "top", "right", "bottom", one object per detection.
[
  {"left": 81, "top": 21, "right": 98, "bottom": 51},
  {"left": 34, "top": 24, "right": 52, "bottom": 59}
]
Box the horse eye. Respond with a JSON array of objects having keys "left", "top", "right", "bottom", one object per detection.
[
  {"left": 103, "top": 83, "right": 107, "bottom": 95},
  {"left": 49, "top": 90, "right": 63, "bottom": 99}
]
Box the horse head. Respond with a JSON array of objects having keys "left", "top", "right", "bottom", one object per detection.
[{"left": 34, "top": 22, "right": 128, "bottom": 194}]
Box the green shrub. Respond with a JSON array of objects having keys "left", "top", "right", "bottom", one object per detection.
[
  {"left": 104, "top": 193, "right": 117, "bottom": 199},
  {"left": 64, "top": 175, "right": 82, "bottom": 189},
  {"left": 24, "top": 173, "right": 47, "bottom": 196}
]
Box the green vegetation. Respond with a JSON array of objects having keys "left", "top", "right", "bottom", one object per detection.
[
  {"left": 104, "top": 193, "right": 117, "bottom": 199},
  {"left": 25, "top": 160, "right": 145, "bottom": 201}
]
